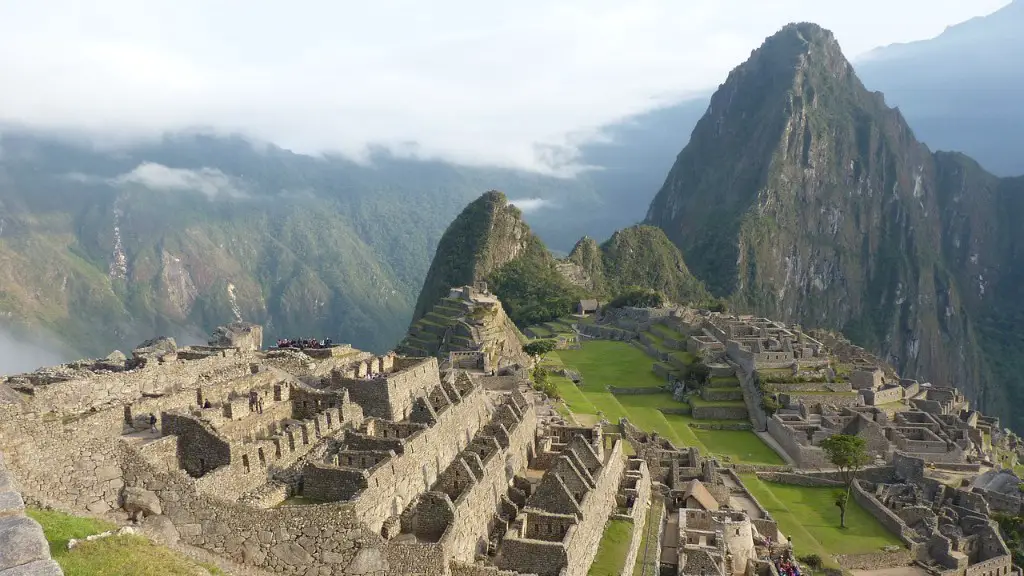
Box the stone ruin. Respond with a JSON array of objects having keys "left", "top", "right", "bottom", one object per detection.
[
  {"left": 854, "top": 453, "right": 1014, "bottom": 576},
  {"left": 0, "top": 320, "right": 630, "bottom": 575}
]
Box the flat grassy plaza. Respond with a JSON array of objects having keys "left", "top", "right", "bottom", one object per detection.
[
  {"left": 739, "top": 475, "right": 904, "bottom": 560},
  {"left": 544, "top": 339, "right": 783, "bottom": 465}
]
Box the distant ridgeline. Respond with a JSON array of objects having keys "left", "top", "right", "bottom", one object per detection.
[
  {"left": 409, "top": 191, "right": 715, "bottom": 334},
  {"left": 645, "top": 22, "right": 1024, "bottom": 433}
]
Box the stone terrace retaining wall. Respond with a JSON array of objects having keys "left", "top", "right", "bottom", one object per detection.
[
  {"left": 836, "top": 550, "right": 914, "bottom": 570},
  {"left": 0, "top": 452, "right": 63, "bottom": 576},
  {"left": 754, "top": 472, "right": 844, "bottom": 487},
  {"left": 691, "top": 404, "right": 749, "bottom": 420}
]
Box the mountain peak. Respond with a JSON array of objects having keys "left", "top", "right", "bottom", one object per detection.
[{"left": 410, "top": 190, "right": 536, "bottom": 323}]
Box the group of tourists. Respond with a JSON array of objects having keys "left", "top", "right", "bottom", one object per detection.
[
  {"left": 771, "top": 546, "right": 802, "bottom": 576},
  {"left": 276, "top": 337, "right": 332, "bottom": 349}
]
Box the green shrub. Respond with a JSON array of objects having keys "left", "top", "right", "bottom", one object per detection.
[
  {"left": 798, "top": 554, "right": 823, "bottom": 569},
  {"left": 606, "top": 286, "right": 666, "bottom": 309}
]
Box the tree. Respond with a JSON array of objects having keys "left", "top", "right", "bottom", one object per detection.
[
  {"left": 524, "top": 339, "right": 557, "bottom": 360},
  {"left": 761, "top": 395, "right": 780, "bottom": 416},
  {"left": 820, "top": 434, "right": 870, "bottom": 528}
]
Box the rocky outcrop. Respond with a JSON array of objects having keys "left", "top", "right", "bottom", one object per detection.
[
  {"left": 646, "top": 22, "right": 1024, "bottom": 431},
  {"left": 0, "top": 454, "right": 63, "bottom": 576}
]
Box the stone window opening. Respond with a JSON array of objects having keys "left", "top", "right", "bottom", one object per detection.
[
  {"left": 275, "top": 443, "right": 282, "bottom": 459},
  {"left": 326, "top": 413, "right": 332, "bottom": 429},
  {"left": 242, "top": 454, "right": 251, "bottom": 474},
  {"left": 258, "top": 448, "right": 266, "bottom": 466},
  {"left": 199, "top": 458, "right": 206, "bottom": 475},
  {"left": 123, "top": 406, "right": 132, "bottom": 426}
]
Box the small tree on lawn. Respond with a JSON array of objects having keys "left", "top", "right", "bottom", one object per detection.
[
  {"left": 820, "top": 434, "right": 870, "bottom": 528},
  {"left": 524, "top": 339, "right": 557, "bottom": 361}
]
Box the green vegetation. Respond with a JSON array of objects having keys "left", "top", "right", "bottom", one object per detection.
[
  {"left": 27, "top": 507, "right": 224, "bottom": 576},
  {"left": 588, "top": 519, "right": 634, "bottom": 575},
  {"left": 739, "top": 475, "right": 904, "bottom": 562},
  {"left": 607, "top": 287, "right": 667, "bottom": 310},
  {"left": 524, "top": 338, "right": 558, "bottom": 359},
  {"left": 490, "top": 237, "right": 588, "bottom": 327},
  {"left": 819, "top": 434, "right": 870, "bottom": 528},
  {"left": 598, "top": 226, "right": 711, "bottom": 305},
  {"left": 545, "top": 340, "right": 782, "bottom": 464},
  {"left": 994, "top": 513, "right": 1024, "bottom": 567}
]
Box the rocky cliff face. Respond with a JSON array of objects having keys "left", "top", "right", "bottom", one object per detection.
[{"left": 647, "top": 22, "right": 1024, "bottom": 429}]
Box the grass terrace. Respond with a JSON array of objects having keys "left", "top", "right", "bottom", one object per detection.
[
  {"left": 544, "top": 340, "right": 783, "bottom": 465},
  {"left": 738, "top": 475, "right": 904, "bottom": 565},
  {"left": 588, "top": 519, "right": 634, "bottom": 575},
  {"left": 28, "top": 507, "right": 225, "bottom": 576}
]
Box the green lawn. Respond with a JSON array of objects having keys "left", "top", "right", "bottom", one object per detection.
[
  {"left": 693, "top": 429, "right": 783, "bottom": 465},
  {"left": 738, "top": 476, "right": 903, "bottom": 563},
  {"left": 27, "top": 508, "right": 225, "bottom": 576},
  {"left": 588, "top": 519, "right": 635, "bottom": 576},
  {"left": 545, "top": 341, "right": 784, "bottom": 465},
  {"left": 556, "top": 341, "right": 667, "bottom": 389}
]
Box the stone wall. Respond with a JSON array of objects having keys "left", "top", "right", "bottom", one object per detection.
[
  {"left": 779, "top": 392, "right": 861, "bottom": 409},
  {"left": 13, "top": 349, "right": 256, "bottom": 417},
  {"left": 0, "top": 452, "right": 63, "bottom": 576},
  {"left": 562, "top": 440, "right": 627, "bottom": 576},
  {"left": 850, "top": 480, "right": 921, "bottom": 551},
  {"left": 691, "top": 404, "right": 749, "bottom": 420},
  {"left": 333, "top": 357, "right": 440, "bottom": 421},
  {"left": 120, "top": 448, "right": 389, "bottom": 575},
  {"left": 449, "top": 562, "right": 534, "bottom": 576},
  {"left": 835, "top": 550, "right": 914, "bottom": 570},
  {"left": 399, "top": 398, "right": 538, "bottom": 569},
  {"left": 754, "top": 473, "right": 844, "bottom": 487},
  {"left": 617, "top": 461, "right": 651, "bottom": 576},
  {"left": 0, "top": 405, "right": 127, "bottom": 514},
  {"left": 863, "top": 386, "right": 904, "bottom": 406},
  {"left": 305, "top": 383, "right": 491, "bottom": 532},
  {"left": 765, "top": 417, "right": 828, "bottom": 469}
]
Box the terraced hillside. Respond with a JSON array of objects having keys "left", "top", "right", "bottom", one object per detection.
[
  {"left": 398, "top": 286, "right": 528, "bottom": 369},
  {"left": 531, "top": 318, "right": 781, "bottom": 465}
]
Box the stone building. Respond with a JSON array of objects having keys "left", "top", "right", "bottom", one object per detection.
[
  {"left": 858, "top": 454, "right": 1013, "bottom": 576},
  {"left": 0, "top": 320, "right": 552, "bottom": 576},
  {"left": 492, "top": 426, "right": 629, "bottom": 576}
]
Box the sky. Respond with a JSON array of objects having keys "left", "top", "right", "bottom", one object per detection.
[{"left": 0, "top": 0, "right": 1011, "bottom": 172}]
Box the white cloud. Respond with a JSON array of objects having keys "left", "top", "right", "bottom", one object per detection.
[
  {"left": 0, "top": 1, "right": 1010, "bottom": 172},
  {"left": 112, "top": 162, "right": 244, "bottom": 199},
  {"left": 509, "top": 198, "right": 553, "bottom": 214}
]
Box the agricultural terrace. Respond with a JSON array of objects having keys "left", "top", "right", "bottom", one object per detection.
[{"left": 542, "top": 337, "right": 782, "bottom": 465}]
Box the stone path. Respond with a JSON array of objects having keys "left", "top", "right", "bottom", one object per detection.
[{"left": 0, "top": 453, "right": 63, "bottom": 576}]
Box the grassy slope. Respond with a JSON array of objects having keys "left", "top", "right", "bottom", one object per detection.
[
  {"left": 739, "top": 475, "right": 903, "bottom": 561},
  {"left": 546, "top": 340, "right": 782, "bottom": 465},
  {"left": 27, "top": 508, "right": 223, "bottom": 576}
]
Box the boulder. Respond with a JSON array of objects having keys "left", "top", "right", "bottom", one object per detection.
[
  {"left": 0, "top": 516, "right": 50, "bottom": 571},
  {"left": 122, "top": 486, "right": 162, "bottom": 520},
  {"left": 142, "top": 514, "right": 179, "bottom": 545},
  {"left": 131, "top": 337, "right": 177, "bottom": 363},
  {"left": 93, "top": 350, "right": 128, "bottom": 371}
]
